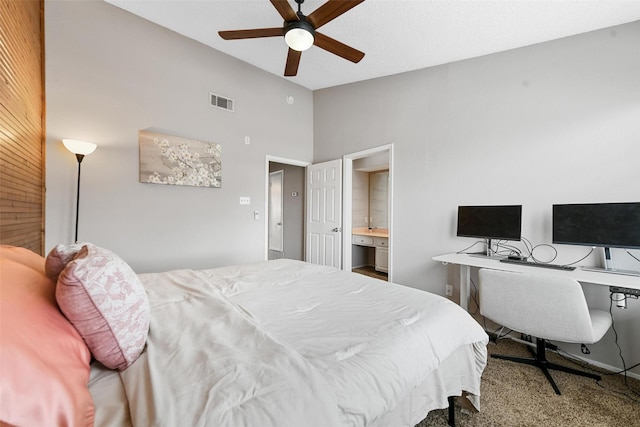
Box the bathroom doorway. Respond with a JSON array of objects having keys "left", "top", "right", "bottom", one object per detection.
[{"left": 343, "top": 145, "right": 393, "bottom": 282}]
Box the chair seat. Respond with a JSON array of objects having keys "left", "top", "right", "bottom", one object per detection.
[
  {"left": 589, "top": 309, "right": 613, "bottom": 343},
  {"left": 479, "top": 269, "right": 613, "bottom": 344},
  {"left": 478, "top": 268, "right": 613, "bottom": 395}
]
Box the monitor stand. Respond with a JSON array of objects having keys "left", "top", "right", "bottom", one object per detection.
[
  {"left": 467, "top": 238, "right": 506, "bottom": 260},
  {"left": 580, "top": 247, "right": 640, "bottom": 277}
]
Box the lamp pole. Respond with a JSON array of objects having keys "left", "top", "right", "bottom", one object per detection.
[
  {"left": 62, "top": 139, "right": 97, "bottom": 243},
  {"left": 73, "top": 153, "right": 85, "bottom": 243}
]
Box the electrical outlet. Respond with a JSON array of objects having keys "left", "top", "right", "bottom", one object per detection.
[
  {"left": 239, "top": 197, "right": 250, "bottom": 205},
  {"left": 445, "top": 284, "right": 453, "bottom": 297}
]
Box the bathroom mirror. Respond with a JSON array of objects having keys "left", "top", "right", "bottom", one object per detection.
[
  {"left": 352, "top": 152, "right": 389, "bottom": 230},
  {"left": 369, "top": 171, "right": 388, "bottom": 229}
]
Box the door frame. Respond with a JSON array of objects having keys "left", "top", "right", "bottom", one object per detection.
[
  {"left": 264, "top": 155, "right": 310, "bottom": 260},
  {"left": 343, "top": 144, "right": 394, "bottom": 281}
]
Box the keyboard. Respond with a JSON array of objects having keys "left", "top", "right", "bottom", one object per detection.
[{"left": 499, "top": 258, "right": 576, "bottom": 271}]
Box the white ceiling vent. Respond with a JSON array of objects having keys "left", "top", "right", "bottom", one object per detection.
[{"left": 210, "top": 92, "right": 234, "bottom": 112}]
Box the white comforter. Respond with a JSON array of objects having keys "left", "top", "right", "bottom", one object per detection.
[{"left": 116, "top": 259, "right": 487, "bottom": 427}]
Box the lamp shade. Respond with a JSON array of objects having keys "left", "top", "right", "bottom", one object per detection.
[
  {"left": 62, "top": 139, "right": 97, "bottom": 156},
  {"left": 284, "top": 20, "right": 315, "bottom": 51}
]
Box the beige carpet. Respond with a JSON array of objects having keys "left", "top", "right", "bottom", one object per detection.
[{"left": 416, "top": 338, "right": 640, "bottom": 426}]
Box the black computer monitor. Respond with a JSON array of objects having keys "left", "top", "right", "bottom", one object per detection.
[
  {"left": 552, "top": 202, "right": 640, "bottom": 274},
  {"left": 457, "top": 205, "right": 522, "bottom": 256},
  {"left": 552, "top": 202, "right": 640, "bottom": 249}
]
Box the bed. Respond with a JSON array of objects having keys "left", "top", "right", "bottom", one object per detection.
[{"left": 0, "top": 243, "right": 488, "bottom": 427}]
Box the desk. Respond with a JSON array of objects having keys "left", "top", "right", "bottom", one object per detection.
[{"left": 432, "top": 253, "right": 640, "bottom": 311}]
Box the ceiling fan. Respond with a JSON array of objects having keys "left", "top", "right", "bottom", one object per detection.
[{"left": 219, "top": 0, "right": 365, "bottom": 77}]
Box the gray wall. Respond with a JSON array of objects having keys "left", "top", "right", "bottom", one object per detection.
[
  {"left": 314, "top": 22, "right": 640, "bottom": 375},
  {"left": 45, "top": 0, "right": 313, "bottom": 272}
]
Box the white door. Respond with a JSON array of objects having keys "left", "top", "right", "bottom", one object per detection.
[
  {"left": 306, "top": 159, "right": 342, "bottom": 268},
  {"left": 268, "top": 170, "right": 284, "bottom": 255}
]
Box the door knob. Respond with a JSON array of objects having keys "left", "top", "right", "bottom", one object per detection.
[{"left": 331, "top": 227, "right": 342, "bottom": 232}]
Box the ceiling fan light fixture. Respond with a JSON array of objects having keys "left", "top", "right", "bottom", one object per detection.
[
  {"left": 219, "top": 0, "right": 365, "bottom": 77},
  {"left": 284, "top": 19, "right": 315, "bottom": 51}
]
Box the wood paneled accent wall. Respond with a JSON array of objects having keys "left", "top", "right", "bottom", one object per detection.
[{"left": 0, "top": 0, "right": 45, "bottom": 254}]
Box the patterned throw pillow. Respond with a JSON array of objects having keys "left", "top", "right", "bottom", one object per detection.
[
  {"left": 45, "top": 242, "right": 86, "bottom": 281},
  {"left": 56, "top": 243, "right": 150, "bottom": 371}
]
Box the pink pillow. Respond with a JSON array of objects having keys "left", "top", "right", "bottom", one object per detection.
[
  {"left": 45, "top": 242, "right": 86, "bottom": 282},
  {"left": 0, "top": 245, "right": 46, "bottom": 274},
  {"left": 56, "top": 244, "right": 150, "bottom": 371},
  {"left": 0, "top": 257, "right": 94, "bottom": 427}
]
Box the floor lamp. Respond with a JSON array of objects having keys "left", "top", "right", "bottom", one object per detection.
[{"left": 62, "top": 139, "right": 97, "bottom": 243}]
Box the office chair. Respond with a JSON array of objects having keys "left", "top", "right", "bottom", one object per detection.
[{"left": 478, "top": 268, "right": 612, "bottom": 395}]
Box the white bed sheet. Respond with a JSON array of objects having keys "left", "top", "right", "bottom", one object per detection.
[{"left": 89, "top": 259, "right": 488, "bottom": 427}]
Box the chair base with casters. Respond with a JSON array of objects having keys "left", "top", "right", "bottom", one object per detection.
[{"left": 492, "top": 337, "right": 601, "bottom": 395}]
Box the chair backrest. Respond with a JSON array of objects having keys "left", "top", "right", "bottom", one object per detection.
[{"left": 478, "top": 268, "right": 599, "bottom": 343}]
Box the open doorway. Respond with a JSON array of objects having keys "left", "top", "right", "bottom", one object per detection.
[
  {"left": 343, "top": 145, "right": 394, "bottom": 282},
  {"left": 265, "top": 156, "right": 309, "bottom": 261}
]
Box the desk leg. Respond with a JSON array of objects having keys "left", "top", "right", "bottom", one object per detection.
[{"left": 459, "top": 265, "right": 471, "bottom": 312}]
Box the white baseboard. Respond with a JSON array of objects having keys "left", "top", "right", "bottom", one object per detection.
[
  {"left": 501, "top": 334, "right": 640, "bottom": 381},
  {"left": 559, "top": 350, "right": 640, "bottom": 381}
]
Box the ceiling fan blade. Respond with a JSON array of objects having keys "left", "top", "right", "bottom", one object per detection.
[
  {"left": 271, "top": 0, "right": 299, "bottom": 22},
  {"left": 219, "top": 28, "right": 283, "bottom": 40},
  {"left": 314, "top": 32, "right": 364, "bottom": 63},
  {"left": 284, "top": 48, "right": 302, "bottom": 76},
  {"left": 307, "top": 0, "right": 365, "bottom": 29}
]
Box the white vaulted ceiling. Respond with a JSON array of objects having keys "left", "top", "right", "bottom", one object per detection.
[{"left": 105, "top": 0, "right": 640, "bottom": 90}]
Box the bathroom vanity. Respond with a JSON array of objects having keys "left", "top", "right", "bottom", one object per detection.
[{"left": 352, "top": 228, "right": 389, "bottom": 273}]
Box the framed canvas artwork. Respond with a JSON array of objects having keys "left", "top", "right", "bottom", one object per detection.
[{"left": 139, "top": 130, "right": 222, "bottom": 188}]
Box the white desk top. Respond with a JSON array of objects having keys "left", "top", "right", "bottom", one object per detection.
[{"left": 433, "top": 253, "right": 640, "bottom": 291}]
